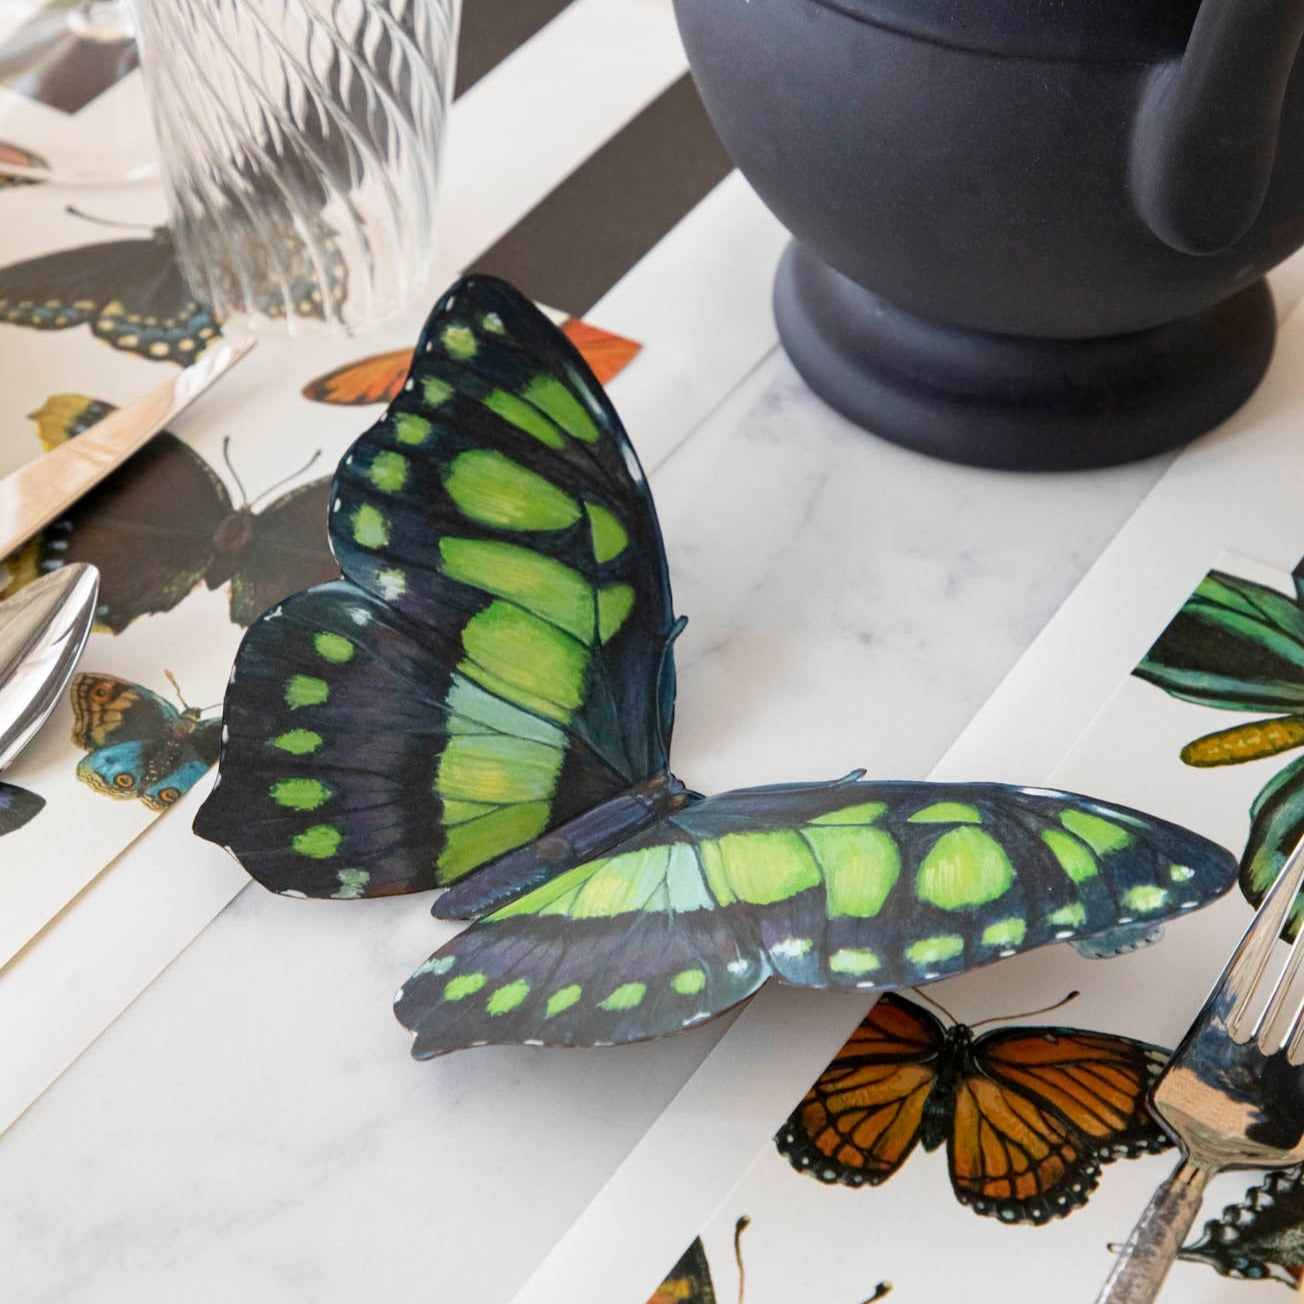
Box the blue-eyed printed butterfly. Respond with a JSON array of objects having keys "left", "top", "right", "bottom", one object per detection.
[{"left": 193, "top": 275, "right": 1239, "bottom": 1058}]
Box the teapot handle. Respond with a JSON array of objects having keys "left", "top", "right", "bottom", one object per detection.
[{"left": 1132, "top": 0, "right": 1304, "bottom": 255}]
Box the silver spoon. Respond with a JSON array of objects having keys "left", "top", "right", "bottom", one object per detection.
[{"left": 0, "top": 564, "right": 99, "bottom": 771}]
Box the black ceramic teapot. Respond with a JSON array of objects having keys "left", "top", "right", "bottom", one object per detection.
[{"left": 673, "top": 0, "right": 1304, "bottom": 469}]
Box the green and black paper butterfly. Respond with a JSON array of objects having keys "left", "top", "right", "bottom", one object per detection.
[
  {"left": 71, "top": 673, "right": 221, "bottom": 812},
  {"left": 1136, "top": 559, "right": 1304, "bottom": 939},
  {"left": 0, "top": 395, "right": 338, "bottom": 633},
  {"left": 1178, "top": 1166, "right": 1304, "bottom": 1287},
  {"left": 194, "top": 276, "right": 1239, "bottom": 1057}
]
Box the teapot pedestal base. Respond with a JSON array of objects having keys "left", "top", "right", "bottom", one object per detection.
[{"left": 774, "top": 242, "right": 1275, "bottom": 471}]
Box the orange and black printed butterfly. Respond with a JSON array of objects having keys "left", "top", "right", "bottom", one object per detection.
[
  {"left": 0, "top": 142, "right": 47, "bottom": 188},
  {"left": 300, "top": 316, "right": 642, "bottom": 406},
  {"left": 1178, "top": 1167, "right": 1304, "bottom": 1286},
  {"left": 776, "top": 992, "right": 1171, "bottom": 1225},
  {"left": 0, "top": 396, "right": 338, "bottom": 633}
]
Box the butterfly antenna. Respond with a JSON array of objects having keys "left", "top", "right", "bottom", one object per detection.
[
  {"left": 249, "top": 450, "right": 325, "bottom": 509},
  {"left": 912, "top": 987, "right": 961, "bottom": 1027},
  {"left": 164, "top": 670, "right": 192, "bottom": 711},
  {"left": 732, "top": 1215, "right": 751, "bottom": 1304},
  {"left": 64, "top": 205, "right": 153, "bottom": 233},
  {"left": 221, "top": 436, "right": 251, "bottom": 506},
  {"left": 968, "top": 990, "right": 1081, "bottom": 1031}
]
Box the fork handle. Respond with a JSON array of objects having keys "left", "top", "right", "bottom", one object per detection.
[{"left": 1094, "top": 1158, "right": 1213, "bottom": 1304}]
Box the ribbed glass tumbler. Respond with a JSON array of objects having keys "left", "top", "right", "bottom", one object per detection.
[{"left": 131, "top": 0, "right": 458, "bottom": 333}]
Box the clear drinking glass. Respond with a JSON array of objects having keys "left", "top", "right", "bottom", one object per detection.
[{"left": 131, "top": 0, "right": 459, "bottom": 334}]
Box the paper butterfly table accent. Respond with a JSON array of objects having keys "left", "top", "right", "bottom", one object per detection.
[
  {"left": 1178, "top": 1167, "right": 1304, "bottom": 1286},
  {"left": 193, "top": 276, "right": 1240, "bottom": 1058},
  {"left": 775, "top": 992, "right": 1172, "bottom": 1226}
]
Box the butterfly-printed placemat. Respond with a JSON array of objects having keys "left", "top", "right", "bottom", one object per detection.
[{"left": 608, "top": 549, "right": 1301, "bottom": 1304}]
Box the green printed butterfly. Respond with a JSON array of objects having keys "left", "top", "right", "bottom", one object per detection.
[
  {"left": 1136, "top": 557, "right": 1304, "bottom": 938},
  {"left": 194, "top": 276, "right": 1239, "bottom": 1058}
]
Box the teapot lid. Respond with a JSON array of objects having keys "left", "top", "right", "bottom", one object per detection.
[{"left": 812, "top": 0, "right": 1202, "bottom": 61}]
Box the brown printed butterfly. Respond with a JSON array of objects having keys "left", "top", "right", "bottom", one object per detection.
[
  {"left": 301, "top": 316, "right": 642, "bottom": 406},
  {"left": 776, "top": 991, "right": 1172, "bottom": 1225}
]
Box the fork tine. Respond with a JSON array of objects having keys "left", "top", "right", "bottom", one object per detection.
[
  {"left": 1258, "top": 926, "right": 1304, "bottom": 1056},
  {"left": 1226, "top": 838, "right": 1304, "bottom": 1042}
]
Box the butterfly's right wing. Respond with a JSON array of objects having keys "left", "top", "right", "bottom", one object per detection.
[
  {"left": 647, "top": 1239, "right": 717, "bottom": 1304},
  {"left": 775, "top": 993, "right": 943, "bottom": 1187},
  {"left": 1136, "top": 568, "right": 1304, "bottom": 713},
  {"left": 70, "top": 674, "right": 177, "bottom": 750},
  {"left": 195, "top": 277, "right": 680, "bottom": 898},
  {"left": 1178, "top": 1169, "right": 1304, "bottom": 1285},
  {"left": 0, "top": 397, "right": 229, "bottom": 633},
  {"left": 302, "top": 350, "right": 411, "bottom": 406}
]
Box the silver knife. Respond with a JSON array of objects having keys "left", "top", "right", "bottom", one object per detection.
[{"left": 0, "top": 329, "right": 255, "bottom": 560}]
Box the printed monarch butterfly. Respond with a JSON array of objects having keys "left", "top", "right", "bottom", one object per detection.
[
  {"left": 300, "top": 316, "right": 642, "bottom": 406},
  {"left": 776, "top": 991, "right": 1172, "bottom": 1225}
]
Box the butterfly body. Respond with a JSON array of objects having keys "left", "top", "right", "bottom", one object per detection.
[
  {"left": 777, "top": 993, "right": 1171, "bottom": 1225},
  {"left": 72, "top": 675, "right": 220, "bottom": 811},
  {"left": 195, "top": 276, "right": 1240, "bottom": 1057}
]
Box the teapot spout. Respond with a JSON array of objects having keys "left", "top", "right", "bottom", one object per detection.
[{"left": 1133, "top": 0, "right": 1304, "bottom": 255}]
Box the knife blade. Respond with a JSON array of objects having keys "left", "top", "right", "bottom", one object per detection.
[{"left": 0, "top": 330, "right": 255, "bottom": 560}]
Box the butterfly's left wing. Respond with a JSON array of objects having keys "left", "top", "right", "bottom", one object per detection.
[
  {"left": 395, "top": 780, "right": 1237, "bottom": 1056},
  {"left": 70, "top": 674, "right": 176, "bottom": 750},
  {"left": 227, "top": 478, "right": 338, "bottom": 627},
  {"left": 1179, "top": 1168, "right": 1304, "bottom": 1285},
  {"left": 949, "top": 1025, "right": 1170, "bottom": 1224},
  {"left": 1136, "top": 569, "right": 1304, "bottom": 714},
  {"left": 0, "top": 782, "right": 44, "bottom": 835},
  {"left": 302, "top": 349, "right": 411, "bottom": 406}
]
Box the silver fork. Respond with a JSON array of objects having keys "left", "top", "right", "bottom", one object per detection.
[{"left": 1096, "top": 836, "right": 1304, "bottom": 1304}]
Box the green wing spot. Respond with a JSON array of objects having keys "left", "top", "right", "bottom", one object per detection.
[
  {"left": 420, "top": 381, "right": 452, "bottom": 412},
  {"left": 524, "top": 373, "right": 601, "bottom": 444},
  {"left": 285, "top": 675, "right": 329, "bottom": 708},
  {"left": 272, "top": 729, "right": 322, "bottom": 755},
  {"left": 829, "top": 947, "right": 882, "bottom": 975},
  {"left": 598, "top": 982, "right": 647, "bottom": 1012},
  {"left": 1042, "top": 828, "right": 1099, "bottom": 883},
  {"left": 395, "top": 411, "right": 434, "bottom": 443},
  {"left": 908, "top": 802, "right": 983, "bottom": 824},
  {"left": 270, "top": 778, "right": 332, "bottom": 811},
  {"left": 1060, "top": 809, "right": 1134, "bottom": 855},
  {"left": 1048, "top": 902, "right": 1087, "bottom": 928},
  {"left": 442, "top": 323, "right": 477, "bottom": 358},
  {"left": 313, "top": 632, "right": 354, "bottom": 664},
  {"left": 377, "top": 569, "right": 407, "bottom": 600},
  {"left": 672, "top": 968, "right": 707, "bottom": 996},
  {"left": 572, "top": 847, "right": 671, "bottom": 919},
  {"left": 772, "top": 937, "right": 813, "bottom": 959},
  {"left": 486, "top": 980, "right": 531, "bottom": 1015},
  {"left": 445, "top": 450, "right": 581, "bottom": 532},
  {"left": 597, "top": 584, "right": 635, "bottom": 643},
  {"left": 436, "top": 802, "right": 551, "bottom": 880},
  {"left": 585, "top": 503, "right": 629, "bottom": 562},
  {"left": 1122, "top": 885, "right": 1170, "bottom": 914},
  {"left": 293, "top": 824, "right": 341, "bottom": 859},
  {"left": 906, "top": 935, "right": 965, "bottom": 967},
  {"left": 352, "top": 503, "right": 390, "bottom": 549},
  {"left": 916, "top": 828, "right": 1015, "bottom": 910},
  {"left": 482, "top": 312, "right": 506, "bottom": 334},
  {"left": 803, "top": 826, "right": 900, "bottom": 918},
  {"left": 705, "top": 830, "right": 821, "bottom": 906},
  {"left": 1171, "top": 864, "right": 1195, "bottom": 882},
  {"left": 414, "top": 955, "right": 454, "bottom": 978},
  {"left": 665, "top": 844, "right": 713, "bottom": 912},
  {"left": 369, "top": 450, "right": 409, "bottom": 493},
  {"left": 546, "top": 985, "right": 582, "bottom": 1017},
  {"left": 443, "top": 973, "right": 487, "bottom": 1002},
  {"left": 811, "top": 802, "right": 888, "bottom": 826},
  {"left": 461, "top": 603, "right": 589, "bottom": 717},
  {"left": 484, "top": 389, "right": 565, "bottom": 449},
  {"left": 333, "top": 869, "right": 370, "bottom": 899},
  {"left": 441, "top": 538, "right": 594, "bottom": 642},
  {"left": 437, "top": 734, "right": 562, "bottom": 804},
  {"left": 981, "top": 917, "right": 1027, "bottom": 948},
  {"left": 446, "top": 674, "right": 567, "bottom": 748}
]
